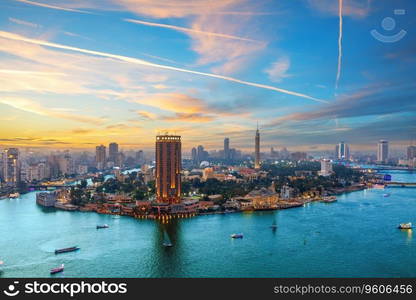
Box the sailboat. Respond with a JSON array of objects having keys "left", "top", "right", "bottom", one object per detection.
[{"left": 163, "top": 231, "right": 173, "bottom": 247}]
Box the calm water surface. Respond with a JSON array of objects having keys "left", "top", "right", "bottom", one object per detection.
[{"left": 0, "top": 170, "right": 415, "bottom": 277}]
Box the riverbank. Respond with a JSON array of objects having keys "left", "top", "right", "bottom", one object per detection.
[{"left": 326, "top": 183, "right": 368, "bottom": 195}]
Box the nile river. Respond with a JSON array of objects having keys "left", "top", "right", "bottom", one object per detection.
[{"left": 0, "top": 170, "right": 415, "bottom": 277}]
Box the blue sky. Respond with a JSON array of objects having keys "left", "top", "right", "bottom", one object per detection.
[{"left": 0, "top": 0, "right": 415, "bottom": 152}]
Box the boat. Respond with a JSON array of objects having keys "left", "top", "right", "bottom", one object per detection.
[
  {"left": 383, "top": 193, "right": 391, "bottom": 197},
  {"left": 163, "top": 231, "right": 173, "bottom": 247},
  {"left": 96, "top": 224, "right": 109, "bottom": 229},
  {"left": 231, "top": 233, "right": 243, "bottom": 239},
  {"left": 270, "top": 220, "right": 278, "bottom": 229},
  {"left": 50, "top": 264, "right": 64, "bottom": 275},
  {"left": 8, "top": 193, "right": 20, "bottom": 198},
  {"left": 321, "top": 196, "right": 337, "bottom": 203},
  {"left": 372, "top": 184, "right": 385, "bottom": 189},
  {"left": 54, "top": 246, "right": 80, "bottom": 254},
  {"left": 398, "top": 223, "right": 412, "bottom": 230}
]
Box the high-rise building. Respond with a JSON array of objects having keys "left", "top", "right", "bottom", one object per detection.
[
  {"left": 224, "top": 138, "right": 230, "bottom": 160},
  {"left": 377, "top": 140, "right": 389, "bottom": 162},
  {"left": 335, "top": 142, "right": 350, "bottom": 160},
  {"left": 57, "top": 152, "right": 73, "bottom": 175},
  {"left": 155, "top": 135, "right": 182, "bottom": 204},
  {"left": 108, "top": 142, "right": 119, "bottom": 163},
  {"left": 318, "top": 159, "right": 333, "bottom": 176},
  {"left": 95, "top": 145, "right": 106, "bottom": 170},
  {"left": 407, "top": 145, "right": 416, "bottom": 160},
  {"left": 115, "top": 152, "right": 125, "bottom": 168},
  {"left": 254, "top": 125, "right": 260, "bottom": 169},
  {"left": 135, "top": 150, "right": 144, "bottom": 165},
  {"left": 196, "top": 145, "right": 208, "bottom": 164},
  {"left": 2, "top": 148, "right": 20, "bottom": 184},
  {"left": 191, "top": 147, "right": 197, "bottom": 165}
]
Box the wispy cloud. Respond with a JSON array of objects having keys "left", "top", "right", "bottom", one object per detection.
[
  {"left": 307, "top": 0, "right": 371, "bottom": 18},
  {"left": 0, "top": 69, "right": 65, "bottom": 76},
  {"left": 8, "top": 17, "right": 41, "bottom": 28},
  {"left": 125, "top": 18, "right": 260, "bottom": 43},
  {"left": 14, "top": 0, "right": 92, "bottom": 14},
  {"left": 137, "top": 110, "right": 157, "bottom": 120},
  {"left": 0, "top": 30, "right": 326, "bottom": 103},
  {"left": 139, "top": 52, "right": 177, "bottom": 65},
  {"left": 265, "top": 56, "right": 291, "bottom": 82},
  {"left": 161, "top": 113, "right": 215, "bottom": 123},
  {"left": 0, "top": 97, "right": 106, "bottom": 125}
]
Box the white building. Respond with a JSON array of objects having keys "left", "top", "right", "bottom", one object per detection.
[
  {"left": 318, "top": 159, "right": 333, "bottom": 176},
  {"left": 377, "top": 140, "right": 389, "bottom": 163}
]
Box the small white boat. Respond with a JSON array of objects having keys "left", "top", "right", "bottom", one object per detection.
[
  {"left": 0, "top": 260, "right": 4, "bottom": 265},
  {"left": 231, "top": 233, "right": 243, "bottom": 239},
  {"left": 398, "top": 223, "right": 412, "bottom": 230},
  {"left": 383, "top": 193, "right": 390, "bottom": 197},
  {"left": 8, "top": 193, "right": 20, "bottom": 198}
]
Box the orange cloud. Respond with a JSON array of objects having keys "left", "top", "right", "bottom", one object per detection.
[
  {"left": 0, "top": 97, "right": 107, "bottom": 125},
  {"left": 162, "top": 113, "right": 215, "bottom": 123},
  {"left": 135, "top": 93, "right": 206, "bottom": 114}
]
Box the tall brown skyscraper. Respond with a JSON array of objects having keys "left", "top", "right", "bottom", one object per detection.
[
  {"left": 2, "top": 148, "right": 20, "bottom": 184},
  {"left": 254, "top": 125, "right": 260, "bottom": 169},
  {"left": 155, "top": 135, "right": 182, "bottom": 204},
  {"left": 95, "top": 145, "right": 106, "bottom": 170}
]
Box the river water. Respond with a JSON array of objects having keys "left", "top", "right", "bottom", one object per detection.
[{"left": 0, "top": 170, "right": 415, "bottom": 277}]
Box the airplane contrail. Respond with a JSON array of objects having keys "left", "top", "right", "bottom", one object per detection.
[
  {"left": 125, "top": 18, "right": 261, "bottom": 43},
  {"left": 335, "top": 0, "right": 343, "bottom": 90},
  {"left": 14, "top": 0, "right": 92, "bottom": 14},
  {"left": 0, "top": 30, "right": 328, "bottom": 103}
]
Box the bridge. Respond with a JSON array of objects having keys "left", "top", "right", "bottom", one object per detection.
[{"left": 359, "top": 166, "right": 414, "bottom": 172}]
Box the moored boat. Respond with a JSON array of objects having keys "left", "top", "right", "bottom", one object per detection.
[
  {"left": 8, "top": 193, "right": 20, "bottom": 198},
  {"left": 383, "top": 193, "right": 390, "bottom": 197},
  {"left": 398, "top": 223, "right": 412, "bottom": 230},
  {"left": 96, "top": 224, "right": 109, "bottom": 229},
  {"left": 50, "top": 264, "right": 64, "bottom": 275},
  {"left": 321, "top": 196, "right": 337, "bottom": 203},
  {"left": 55, "top": 246, "right": 80, "bottom": 254},
  {"left": 231, "top": 233, "right": 243, "bottom": 239},
  {"left": 372, "top": 184, "right": 385, "bottom": 189}
]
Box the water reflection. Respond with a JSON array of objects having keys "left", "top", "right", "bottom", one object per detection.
[{"left": 147, "top": 219, "right": 184, "bottom": 277}]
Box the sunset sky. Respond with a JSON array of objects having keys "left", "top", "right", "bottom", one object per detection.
[{"left": 0, "top": 0, "right": 415, "bottom": 152}]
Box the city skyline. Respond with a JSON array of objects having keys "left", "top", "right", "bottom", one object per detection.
[{"left": 0, "top": 0, "right": 415, "bottom": 151}]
